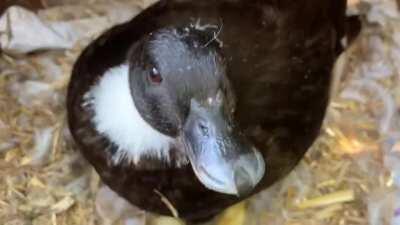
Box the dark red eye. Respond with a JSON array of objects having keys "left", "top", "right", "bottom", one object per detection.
[{"left": 149, "top": 68, "right": 163, "bottom": 84}]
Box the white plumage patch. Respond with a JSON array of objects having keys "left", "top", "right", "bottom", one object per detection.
[{"left": 84, "top": 64, "right": 175, "bottom": 164}]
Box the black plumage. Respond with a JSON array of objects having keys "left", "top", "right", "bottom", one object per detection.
[{"left": 67, "top": 0, "right": 351, "bottom": 223}]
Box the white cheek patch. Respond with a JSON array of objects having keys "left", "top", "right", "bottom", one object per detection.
[{"left": 84, "top": 64, "right": 175, "bottom": 164}]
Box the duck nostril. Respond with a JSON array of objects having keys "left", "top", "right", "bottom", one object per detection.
[{"left": 198, "top": 122, "right": 209, "bottom": 136}]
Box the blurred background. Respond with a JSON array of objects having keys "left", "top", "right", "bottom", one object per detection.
[{"left": 0, "top": 0, "right": 399, "bottom": 225}]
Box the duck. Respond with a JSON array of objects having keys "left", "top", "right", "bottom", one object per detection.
[{"left": 67, "top": 0, "right": 352, "bottom": 223}]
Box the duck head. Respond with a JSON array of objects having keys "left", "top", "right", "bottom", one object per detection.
[
  {"left": 128, "top": 26, "right": 265, "bottom": 196},
  {"left": 92, "top": 26, "right": 265, "bottom": 196}
]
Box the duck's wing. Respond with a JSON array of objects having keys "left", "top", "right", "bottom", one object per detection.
[{"left": 214, "top": 0, "right": 347, "bottom": 186}]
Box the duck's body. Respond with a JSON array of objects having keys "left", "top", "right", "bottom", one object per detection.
[{"left": 68, "top": 0, "right": 347, "bottom": 222}]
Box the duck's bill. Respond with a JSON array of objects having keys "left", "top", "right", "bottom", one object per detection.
[{"left": 182, "top": 100, "right": 265, "bottom": 197}]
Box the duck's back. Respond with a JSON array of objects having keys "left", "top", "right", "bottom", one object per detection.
[{"left": 68, "top": 0, "right": 347, "bottom": 222}]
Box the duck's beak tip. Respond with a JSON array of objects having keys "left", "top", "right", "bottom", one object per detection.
[{"left": 182, "top": 100, "right": 265, "bottom": 196}]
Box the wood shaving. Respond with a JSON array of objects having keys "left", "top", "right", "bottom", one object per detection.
[
  {"left": 0, "top": 1, "right": 399, "bottom": 225},
  {"left": 154, "top": 190, "right": 179, "bottom": 219}
]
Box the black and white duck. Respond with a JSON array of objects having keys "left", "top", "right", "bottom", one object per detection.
[{"left": 67, "top": 0, "right": 354, "bottom": 223}]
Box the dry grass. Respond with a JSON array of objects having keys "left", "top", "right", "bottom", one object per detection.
[{"left": 0, "top": 0, "right": 399, "bottom": 225}]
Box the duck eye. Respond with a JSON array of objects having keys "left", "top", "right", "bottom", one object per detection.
[{"left": 149, "top": 67, "right": 163, "bottom": 84}]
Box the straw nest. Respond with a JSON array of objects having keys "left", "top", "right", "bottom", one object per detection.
[{"left": 0, "top": 0, "right": 399, "bottom": 225}]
